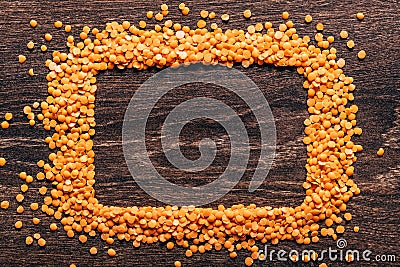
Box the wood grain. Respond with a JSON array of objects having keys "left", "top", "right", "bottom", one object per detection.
[{"left": 0, "top": 0, "right": 399, "bottom": 266}]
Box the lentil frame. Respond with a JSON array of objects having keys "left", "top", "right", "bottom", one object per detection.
[{"left": 38, "top": 15, "right": 362, "bottom": 265}]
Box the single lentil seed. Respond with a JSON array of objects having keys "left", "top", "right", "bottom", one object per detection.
[
  {"left": 200, "top": 10, "right": 208, "bottom": 18},
  {"left": 18, "top": 55, "right": 26, "bottom": 63},
  {"left": 65, "top": 25, "right": 72, "bottom": 32},
  {"left": 356, "top": 12, "right": 364, "bottom": 20},
  {"left": 221, "top": 14, "right": 229, "bottom": 21},
  {"left": 358, "top": 50, "right": 366, "bottom": 59},
  {"left": 347, "top": 40, "right": 355, "bottom": 48},
  {"left": 340, "top": 30, "right": 348, "bottom": 39},
  {"left": 282, "top": 11, "right": 289, "bottom": 20},
  {"left": 146, "top": 11, "right": 153, "bottom": 19},
  {"left": 45, "top": 33, "right": 52, "bottom": 41},
  {"left": 38, "top": 238, "right": 46, "bottom": 247},
  {"left": 243, "top": 9, "right": 251, "bottom": 19},
  {"left": 377, "top": 148, "right": 384, "bottom": 156},
  {"left": 29, "top": 19, "right": 37, "bottom": 28},
  {"left": 0, "top": 200, "right": 9, "bottom": 209},
  {"left": 27, "top": 41, "right": 35, "bottom": 49},
  {"left": 1, "top": 121, "right": 9, "bottom": 129},
  {"left": 0, "top": 158, "right": 6, "bottom": 166},
  {"left": 305, "top": 15, "right": 312, "bottom": 23},
  {"left": 108, "top": 248, "right": 116, "bottom": 257},
  {"left": 90, "top": 247, "right": 97, "bottom": 255},
  {"left": 26, "top": 236, "right": 34, "bottom": 245},
  {"left": 15, "top": 220, "right": 23, "bottom": 229},
  {"left": 316, "top": 23, "right": 324, "bottom": 31},
  {"left": 54, "top": 21, "right": 63, "bottom": 28}
]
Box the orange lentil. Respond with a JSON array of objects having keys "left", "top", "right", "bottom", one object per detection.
[
  {"left": 354, "top": 226, "right": 360, "bottom": 232},
  {"left": 344, "top": 213, "right": 352, "bottom": 221},
  {"left": 50, "top": 223, "right": 58, "bottom": 231},
  {"left": 30, "top": 202, "right": 39, "bottom": 211},
  {"left": 182, "top": 7, "right": 189, "bottom": 15},
  {"left": 32, "top": 218, "right": 41, "bottom": 225},
  {"left": 167, "top": 242, "right": 174, "bottom": 250},
  {"left": 340, "top": 30, "right": 348, "bottom": 39},
  {"left": 197, "top": 19, "right": 206, "bottom": 29},
  {"left": 21, "top": 184, "right": 28, "bottom": 192},
  {"left": 178, "top": 3, "right": 185, "bottom": 10},
  {"left": 305, "top": 15, "right": 312, "bottom": 23},
  {"left": 174, "top": 261, "right": 182, "bottom": 267},
  {"left": 221, "top": 14, "right": 229, "bottom": 21},
  {"left": 146, "top": 11, "right": 153, "bottom": 19},
  {"left": 45, "top": 33, "right": 52, "bottom": 41},
  {"left": 336, "top": 225, "right": 345, "bottom": 234},
  {"left": 65, "top": 25, "right": 72, "bottom": 32},
  {"left": 316, "top": 23, "right": 324, "bottom": 31},
  {"left": 155, "top": 13, "right": 164, "bottom": 21},
  {"left": 243, "top": 9, "right": 251, "bottom": 19},
  {"left": 26, "top": 236, "right": 34, "bottom": 245},
  {"left": 0, "top": 201, "right": 9, "bottom": 209},
  {"left": 90, "top": 247, "right": 97, "bottom": 255},
  {"left": 282, "top": 11, "right": 289, "bottom": 20},
  {"left": 356, "top": 12, "right": 364, "bottom": 20},
  {"left": 39, "top": 186, "right": 47, "bottom": 195},
  {"left": 18, "top": 55, "right": 26, "bottom": 63},
  {"left": 54, "top": 21, "right": 63, "bottom": 28},
  {"left": 200, "top": 10, "right": 208, "bottom": 19},
  {"left": 208, "top": 12, "right": 216, "bottom": 19},
  {"left": 27, "top": 41, "right": 35, "bottom": 49},
  {"left": 29, "top": 19, "right": 37, "bottom": 28},
  {"left": 245, "top": 257, "right": 253, "bottom": 266},
  {"left": 1, "top": 121, "right": 9, "bottom": 129},
  {"left": 347, "top": 39, "right": 355, "bottom": 49},
  {"left": 33, "top": 233, "right": 41, "bottom": 240},
  {"left": 107, "top": 248, "right": 116, "bottom": 257},
  {"left": 358, "top": 50, "right": 366, "bottom": 59},
  {"left": 28, "top": 68, "right": 34, "bottom": 76},
  {"left": 0, "top": 158, "right": 6, "bottom": 166},
  {"left": 377, "top": 148, "right": 384, "bottom": 156},
  {"left": 79, "top": 235, "right": 88, "bottom": 243},
  {"left": 15, "top": 220, "right": 23, "bottom": 229},
  {"left": 38, "top": 238, "right": 46, "bottom": 247},
  {"left": 17, "top": 205, "right": 24, "bottom": 214},
  {"left": 16, "top": 194, "right": 24, "bottom": 203},
  {"left": 41, "top": 45, "right": 47, "bottom": 52},
  {"left": 139, "top": 20, "right": 147, "bottom": 29}
]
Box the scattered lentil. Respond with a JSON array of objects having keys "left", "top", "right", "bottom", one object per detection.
[
  {"left": 305, "top": 15, "right": 312, "bottom": 23},
  {"left": 340, "top": 30, "right": 348, "bottom": 39},
  {"left": 243, "top": 9, "right": 251, "bottom": 19},
  {"left": 38, "top": 238, "right": 46, "bottom": 247},
  {"left": 15, "top": 220, "right": 23, "bottom": 229},
  {"left": 347, "top": 39, "right": 355, "bottom": 48},
  {"left": 27, "top": 41, "right": 35, "bottom": 49},
  {"left": 45, "top": 33, "right": 52, "bottom": 42},
  {"left": 26, "top": 236, "right": 34, "bottom": 245},
  {"left": 1, "top": 201, "right": 9, "bottom": 209},
  {"left": 377, "top": 148, "right": 384, "bottom": 156},
  {"left": 18, "top": 55, "right": 27, "bottom": 63},
  {"left": 357, "top": 50, "right": 366, "bottom": 59},
  {"left": 29, "top": 19, "right": 37, "bottom": 28},
  {"left": 54, "top": 21, "right": 63, "bottom": 28}
]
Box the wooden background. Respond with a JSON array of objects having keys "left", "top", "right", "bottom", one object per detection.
[{"left": 0, "top": 0, "right": 399, "bottom": 266}]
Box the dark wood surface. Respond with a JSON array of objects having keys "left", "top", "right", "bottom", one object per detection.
[{"left": 0, "top": 0, "right": 399, "bottom": 266}]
